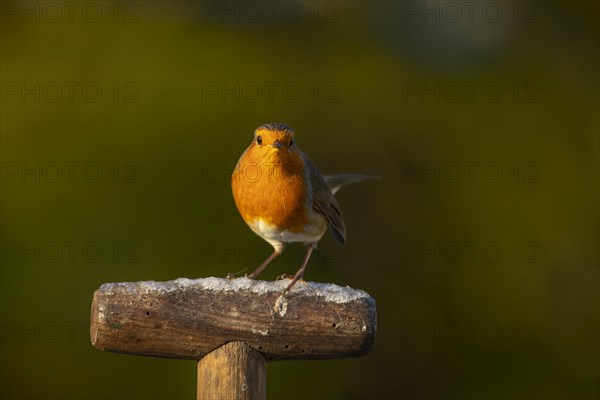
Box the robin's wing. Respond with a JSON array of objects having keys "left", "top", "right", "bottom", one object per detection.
[
  {"left": 302, "top": 153, "right": 346, "bottom": 245},
  {"left": 324, "top": 174, "right": 380, "bottom": 194}
]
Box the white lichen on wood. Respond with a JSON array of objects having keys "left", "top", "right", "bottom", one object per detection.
[{"left": 99, "top": 277, "right": 370, "bottom": 304}]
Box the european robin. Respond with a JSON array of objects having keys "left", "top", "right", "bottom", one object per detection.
[{"left": 231, "top": 123, "right": 376, "bottom": 293}]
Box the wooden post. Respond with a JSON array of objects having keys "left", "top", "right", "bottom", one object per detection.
[
  {"left": 197, "top": 341, "right": 266, "bottom": 400},
  {"left": 90, "top": 277, "right": 377, "bottom": 400}
]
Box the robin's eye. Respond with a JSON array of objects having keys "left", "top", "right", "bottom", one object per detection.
[
  {"left": 290, "top": 138, "right": 294, "bottom": 148},
  {"left": 256, "top": 135, "right": 262, "bottom": 145}
]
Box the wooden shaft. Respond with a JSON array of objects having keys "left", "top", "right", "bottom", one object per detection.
[{"left": 197, "top": 341, "right": 266, "bottom": 400}]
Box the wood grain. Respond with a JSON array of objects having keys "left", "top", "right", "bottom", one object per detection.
[
  {"left": 90, "top": 277, "right": 376, "bottom": 360},
  {"left": 197, "top": 341, "right": 266, "bottom": 400}
]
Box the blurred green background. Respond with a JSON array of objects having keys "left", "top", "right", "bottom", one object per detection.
[{"left": 1, "top": 0, "right": 598, "bottom": 399}]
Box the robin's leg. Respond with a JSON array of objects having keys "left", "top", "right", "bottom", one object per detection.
[
  {"left": 284, "top": 243, "right": 317, "bottom": 293},
  {"left": 248, "top": 243, "right": 284, "bottom": 279}
]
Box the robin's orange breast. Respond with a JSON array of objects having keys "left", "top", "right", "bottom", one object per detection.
[{"left": 232, "top": 144, "right": 309, "bottom": 235}]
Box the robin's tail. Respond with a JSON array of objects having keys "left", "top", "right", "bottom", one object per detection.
[{"left": 324, "top": 174, "right": 380, "bottom": 195}]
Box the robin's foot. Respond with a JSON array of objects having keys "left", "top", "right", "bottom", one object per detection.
[
  {"left": 226, "top": 269, "right": 248, "bottom": 280},
  {"left": 283, "top": 276, "right": 305, "bottom": 294},
  {"left": 281, "top": 244, "right": 316, "bottom": 294},
  {"left": 276, "top": 273, "right": 295, "bottom": 281}
]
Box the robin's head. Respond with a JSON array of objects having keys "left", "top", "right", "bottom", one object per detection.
[{"left": 251, "top": 123, "right": 297, "bottom": 156}]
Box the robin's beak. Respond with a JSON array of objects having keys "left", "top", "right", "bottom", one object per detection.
[{"left": 272, "top": 140, "right": 283, "bottom": 149}]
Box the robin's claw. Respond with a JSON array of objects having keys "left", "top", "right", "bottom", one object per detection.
[{"left": 276, "top": 274, "right": 295, "bottom": 281}]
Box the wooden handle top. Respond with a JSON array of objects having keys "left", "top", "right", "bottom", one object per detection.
[{"left": 91, "top": 277, "right": 377, "bottom": 361}]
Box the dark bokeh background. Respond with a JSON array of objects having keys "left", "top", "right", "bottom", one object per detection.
[{"left": 1, "top": 1, "right": 598, "bottom": 399}]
